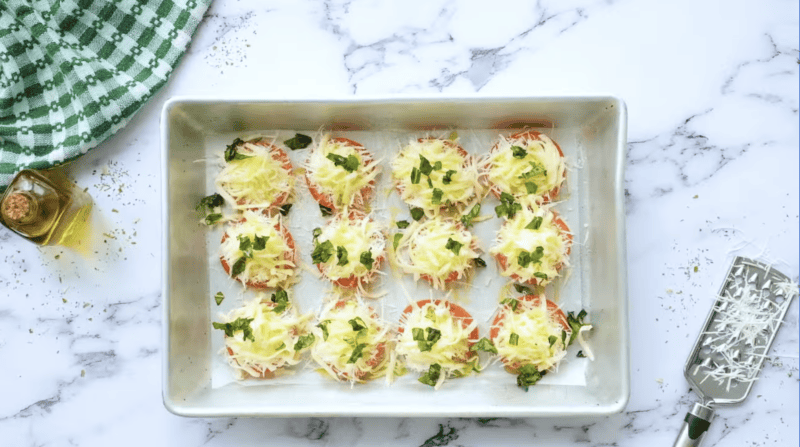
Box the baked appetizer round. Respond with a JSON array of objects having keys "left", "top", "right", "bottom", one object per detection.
[
  {"left": 304, "top": 135, "right": 380, "bottom": 213},
  {"left": 310, "top": 299, "right": 392, "bottom": 384},
  {"left": 395, "top": 299, "right": 479, "bottom": 388},
  {"left": 391, "top": 138, "right": 481, "bottom": 213},
  {"left": 215, "top": 137, "right": 294, "bottom": 211},
  {"left": 220, "top": 210, "right": 297, "bottom": 288},
  {"left": 483, "top": 130, "right": 565, "bottom": 204},
  {"left": 490, "top": 294, "right": 570, "bottom": 388},
  {"left": 212, "top": 293, "right": 314, "bottom": 379},
  {"left": 393, "top": 216, "right": 481, "bottom": 289},
  {"left": 311, "top": 212, "right": 386, "bottom": 289},
  {"left": 489, "top": 205, "right": 571, "bottom": 286}
]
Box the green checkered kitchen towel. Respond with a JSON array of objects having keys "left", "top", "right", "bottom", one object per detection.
[{"left": 0, "top": 0, "right": 211, "bottom": 189}]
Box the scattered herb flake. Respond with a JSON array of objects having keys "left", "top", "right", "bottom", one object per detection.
[
  {"left": 509, "top": 333, "right": 520, "bottom": 346},
  {"left": 419, "top": 155, "right": 433, "bottom": 176},
  {"left": 279, "top": 204, "right": 292, "bottom": 216},
  {"left": 336, "top": 246, "right": 349, "bottom": 266},
  {"left": 396, "top": 220, "right": 410, "bottom": 229},
  {"left": 327, "top": 153, "right": 360, "bottom": 172},
  {"left": 525, "top": 216, "right": 543, "bottom": 230},
  {"left": 319, "top": 204, "right": 333, "bottom": 216},
  {"left": 442, "top": 169, "right": 456, "bottom": 185},
  {"left": 283, "top": 133, "right": 312, "bottom": 150},
  {"left": 419, "top": 363, "right": 442, "bottom": 386},
  {"left": 253, "top": 235, "right": 269, "bottom": 251},
  {"left": 212, "top": 317, "right": 255, "bottom": 342},
  {"left": 347, "top": 343, "right": 368, "bottom": 363},
  {"left": 204, "top": 213, "right": 222, "bottom": 225},
  {"left": 461, "top": 203, "right": 480, "bottom": 228},
  {"left": 511, "top": 145, "right": 527, "bottom": 159},
  {"left": 393, "top": 233, "right": 403, "bottom": 250},
  {"left": 318, "top": 320, "right": 330, "bottom": 341},
  {"left": 271, "top": 289, "right": 289, "bottom": 313},
  {"left": 410, "top": 207, "right": 424, "bottom": 221},
  {"left": 410, "top": 167, "right": 421, "bottom": 184},
  {"left": 524, "top": 182, "right": 538, "bottom": 194},
  {"left": 230, "top": 257, "right": 247, "bottom": 277},
  {"left": 516, "top": 364, "right": 545, "bottom": 391},
  {"left": 473, "top": 257, "right": 487, "bottom": 268},
  {"left": 294, "top": 333, "right": 315, "bottom": 351},
  {"left": 311, "top": 240, "right": 334, "bottom": 264},
  {"left": 445, "top": 238, "right": 463, "bottom": 255},
  {"left": 471, "top": 337, "right": 498, "bottom": 353},
  {"left": 224, "top": 138, "right": 249, "bottom": 162},
  {"left": 214, "top": 292, "right": 224, "bottom": 306},
  {"left": 360, "top": 251, "right": 375, "bottom": 270},
  {"left": 431, "top": 188, "right": 443, "bottom": 205}
]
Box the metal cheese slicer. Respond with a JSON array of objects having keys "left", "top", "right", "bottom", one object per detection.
[{"left": 673, "top": 256, "right": 798, "bottom": 447}]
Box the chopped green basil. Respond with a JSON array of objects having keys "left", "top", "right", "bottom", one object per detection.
[
  {"left": 293, "top": 333, "right": 315, "bottom": 351},
  {"left": 224, "top": 138, "right": 250, "bottom": 162},
  {"left": 393, "top": 233, "right": 403, "bottom": 250},
  {"left": 511, "top": 145, "right": 527, "bottom": 159},
  {"left": 230, "top": 257, "right": 247, "bottom": 277},
  {"left": 472, "top": 257, "right": 487, "bottom": 268},
  {"left": 336, "top": 246, "right": 349, "bottom": 266},
  {"left": 419, "top": 155, "right": 433, "bottom": 176},
  {"left": 279, "top": 204, "right": 292, "bottom": 216},
  {"left": 204, "top": 213, "right": 223, "bottom": 225},
  {"left": 519, "top": 161, "right": 547, "bottom": 179},
  {"left": 509, "top": 333, "right": 520, "bottom": 346},
  {"left": 445, "top": 238, "right": 463, "bottom": 256},
  {"left": 214, "top": 292, "right": 224, "bottom": 306},
  {"left": 518, "top": 251, "right": 532, "bottom": 268},
  {"left": 396, "top": 220, "right": 410, "bottom": 229},
  {"left": 348, "top": 317, "right": 367, "bottom": 332},
  {"left": 318, "top": 320, "right": 330, "bottom": 341},
  {"left": 548, "top": 335, "right": 557, "bottom": 348},
  {"left": 312, "top": 227, "right": 322, "bottom": 239},
  {"left": 566, "top": 310, "right": 589, "bottom": 345},
  {"left": 311, "top": 240, "right": 334, "bottom": 264},
  {"left": 418, "top": 363, "right": 442, "bottom": 386},
  {"left": 577, "top": 350, "right": 586, "bottom": 358},
  {"left": 410, "top": 167, "right": 422, "bottom": 184},
  {"left": 533, "top": 272, "right": 548, "bottom": 280},
  {"left": 470, "top": 337, "right": 498, "bottom": 354},
  {"left": 525, "top": 216, "right": 543, "bottom": 230},
  {"left": 431, "top": 188, "right": 443, "bottom": 205},
  {"left": 326, "top": 153, "right": 360, "bottom": 172},
  {"left": 253, "top": 235, "right": 269, "bottom": 251},
  {"left": 196, "top": 193, "right": 224, "bottom": 212},
  {"left": 238, "top": 235, "right": 253, "bottom": 258},
  {"left": 524, "top": 182, "right": 538, "bottom": 194},
  {"left": 442, "top": 169, "right": 456, "bottom": 185},
  {"left": 360, "top": 251, "right": 375, "bottom": 270},
  {"left": 319, "top": 204, "right": 333, "bottom": 216},
  {"left": 283, "top": 133, "right": 312, "bottom": 150},
  {"left": 495, "top": 192, "right": 521, "bottom": 219},
  {"left": 410, "top": 207, "right": 424, "bottom": 221},
  {"left": 501, "top": 298, "right": 519, "bottom": 312},
  {"left": 212, "top": 317, "right": 255, "bottom": 342},
  {"left": 516, "top": 364, "right": 545, "bottom": 391},
  {"left": 461, "top": 203, "right": 480, "bottom": 228},
  {"left": 347, "top": 343, "right": 368, "bottom": 363},
  {"left": 271, "top": 289, "right": 289, "bottom": 313},
  {"left": 433, "top": 161, "right": 442, "bottom": 171},
  {"left": 513, "top": 284, "right": 533, "bottom": 294}
]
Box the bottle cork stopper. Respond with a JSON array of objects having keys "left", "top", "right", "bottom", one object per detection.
[{"left": 3, "top": 192, "right": 31, "bottom": 221}]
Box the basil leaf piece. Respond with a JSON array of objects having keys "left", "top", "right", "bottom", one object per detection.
[
  {"left": 442, "top": 169, "right": 456, "bottom": 185},
  {"left": 276, "top": 342, "right": 286, "bottom": 350},
  {"left": 283, "top": 133, "right": 312, "bottom": 150},
  {"left": 472, "top": 257, "right": 487, "bottom": 268},
  {"left": 433, "top": 161, "right": 442, "bottom": 171},
  {"left": 533, "top": 272, "right": 548, "bottom": 280},
  {"left": 470, "top": 337, "right": 498, "bottom": 354},
  {"left": 279, "top": 204, "right": 292, "bottom": 216},
  {"left": 393, "top": 233, "right": 403, "bottom": 250},
  {"left": 336, "top": 246, "right": 349, "bottom": 266},
  {"left": 311, "top": 240, "right": 334, "bottom": 264},
  {"left": 495, "top": 193, "right": 521, "bottom": 219},
  {"left": 204, "top": 213, "right": 223, "bottom": 225},
  {"left": 511, "top": 145, "right": 527, "bottom": 159},
  {"left": 525, "top": 216, "right": 543, "bottom": 230},
  {"left": 577, "top": 350, "right": 586, "bottom": 358},
  {"left": 253, "top": 235, "right": 269, "bottom": 251},
  {"left": 349, "top": 317, "right": 367, "bottom": 332},
  {"left": 412, "top": 327, "right": 425, "bottom": 341},
  {"left": 360, "top": 251, "right": 374, "bottom": 270},
  {"left": 524, "top": 182, "right": 538, "bottom": 194},
  {"left": 509, "top": 333, "right": 520, "bottom": 346},
  {"left": 238, "top": 236, "right": 253, "bottom": 258},
  {"left": 445, "top": 238, "right": 463, "bottom": 256},
  {"left": 566, "top": 310, "right": 589, "bottom": 345},
  {"left": 293, "top": 333, "right": 315, "bottom": 351},
  {"left": 514, "top": 284, "right": 532, "bottom": 294},
  {"left": 312, "top": 227, "right": 322, "bottom": 239},
  {"left": 212, "top": 317, "right": 255, "bottom": 342},
  {"left": 431, "top": 188, "right": 443, "bottom": 205},
  {"left": 418, "top": 363, "right": 442, "bottom": 386},
  {"left": 396, "top": 220, "right": 410, "bottom": 229},
  {"left": 519, "top": 161, "right": 547, "bottom": 179},
  {"left": 530, "top": 246, "right": 544, "bottom": 264},
  {"left": 224, "top": 138, "right": 247, "bottom": 162},
  {"left": 561, "top": 330, "right": 567, "bottom": 347},
  {"left": 426, "top": 176, "right": 433, "bottom": 188},
  {"left": 516, "top": 364, "right": 545, "bottom": 391},
  {"left": 425, "top": 307, "right": 436, "bottom": 321},
  {"left": 410, "top": 207, "right": 424, "bottom": 221},
  {"left": 347, "top": 343, "right": 368, "bottom": 363},
  {"left": 318, "top": 320, "right": 331, "bottom": 341},
  {"left": 196, "top": 193, "right": 224, "bottom": 212},
  {"left": 319, "top": 204, "right": 333, "bottom": 216},
  {"left": 518, "top": 251, "right": 532, "bottom": 268},
  {"left": 271, "top": 289, "right": 289, "bottom": 313},
  {"left": 448, "top": 131, "right": 458, "bottom": 140},
  {"left": 461, "top": 203, "right": 481, "bottom": 228},
  {"left": 230, "top": 257, "right": 247, "bottom": 277},
  {"left": 419, "top": 155, "right": 433, "bottom": 176},
  {"left": 501, "top": 298, "right": 519, "bottom": 312},
  {"left": 214, "top": 292, "right": 224, "bottom": 306},
  {"left": 548, "top": 335, "right": 558, "bottom": 348},
  {"left": 410, "top": 167, "right": 421, "bottom": 185},
  {"left": 326, "top": 153, "right": 360, "bottom": 172}
]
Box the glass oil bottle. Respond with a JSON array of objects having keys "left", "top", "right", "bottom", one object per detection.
[{"left": 0, "top": 169, "right": 93, "bottom": 248}]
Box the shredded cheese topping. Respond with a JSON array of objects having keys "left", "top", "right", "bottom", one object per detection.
[
  {"left": 391, "top": 138, "right": 481, "bottom": 212},
  {"left": 395, "top": 301, "right": 478, "bottom": 384},
  {"left": 215, "top": 140, "right": 294, "bottom": 210},
  {"left": 310, "top": 299, "right": 392, "bottom": 384},
  {"left": 305, "top": 135, "right": 380, "bottom": 209},
  {"left": 315, "top": 214, "right": 385, "bottom": 282},
  {"left": 218, "top": 295, "right": 313, "bottom": 379},
  {"left": 220, "top": 210, "right": 296, "bottom": 287},
  {"left": 493, "top": 298, "right": 568, "bottom": 372},
  {"left": 489, "top": 205, "right": 570, "bottom": 285},
  {"left": 484, "top": 132, "right": 565, "bottom": 204},
  {"left": 394, "top": 217, "right": 480, "bottom": 289}
]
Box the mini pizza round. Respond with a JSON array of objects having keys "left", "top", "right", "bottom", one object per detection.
[
  {"left": 304, "top": 135, "right": 380, "bottom": 213},
  {"left": 391, "top": 138, "right": 482, "bottom": 213},
  {"left": 489, "top": 205, "right": 572, "bottom": 286},
  {"left": 220, "top": 210, "right": 298, "bottom": 288},
  {"left": 311, "top": 211, "right": 386, "bottom": 289},
  {"left": 483, "top": 130, "right": 566, "bottom": 204},
  {"left": 490, "top": 294, "right": 570, "bottom": 388},
  {"left": 215, "top": 137, "right": 294, "bottom": 212},
  {"left": 393, "top": 216, "right": 481, "bottom": 289},
  {"left": 395, "top": 299, "right": 480, "bottom": 388},
  {"left": 310, "top": 299, "right": 392, "bottom": 384},
  {"left": 212, "top": 292, "right": 314, "bottom": 379}
]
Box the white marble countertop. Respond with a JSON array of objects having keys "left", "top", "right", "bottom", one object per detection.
[{"left": 1, "top": 0, "right": 797, "bottom": 445}]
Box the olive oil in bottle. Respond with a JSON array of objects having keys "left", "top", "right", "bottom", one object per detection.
[{"left": 0, "top": 169, "right": 93, "bottom": 248}]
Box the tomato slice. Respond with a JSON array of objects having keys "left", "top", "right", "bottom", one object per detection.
[
  {"left": 487, "top": 130, "right": 565, "bottom": 203},
  {"left": 493, "top": 211, "right": 572, "bottom": 285},
  {"left": 305, "top": 137, "right": 376, "bottom": 213},
  {"left": 394, "top": 138, "right": 473, "bottom": 210},
  {"left": 228, "top": 138, "right": 293, "bottom": 211},
  {"left": 220, "top": 219, "right": 296, "bottom": 289},
  {"left": 321, "top": 300, "right": 388, "bottom": 381},
  {"left": 314, "top": 212, "right": 384, "bottom": 289}
]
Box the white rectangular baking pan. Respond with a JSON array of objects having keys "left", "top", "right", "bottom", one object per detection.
[{"left": 161, "top": 97, "right": 629, "bottom": 417}]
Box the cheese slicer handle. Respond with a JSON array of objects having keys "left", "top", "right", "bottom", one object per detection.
[{"left": 673, "top": 402, "right": 714, "bottom": 447}]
